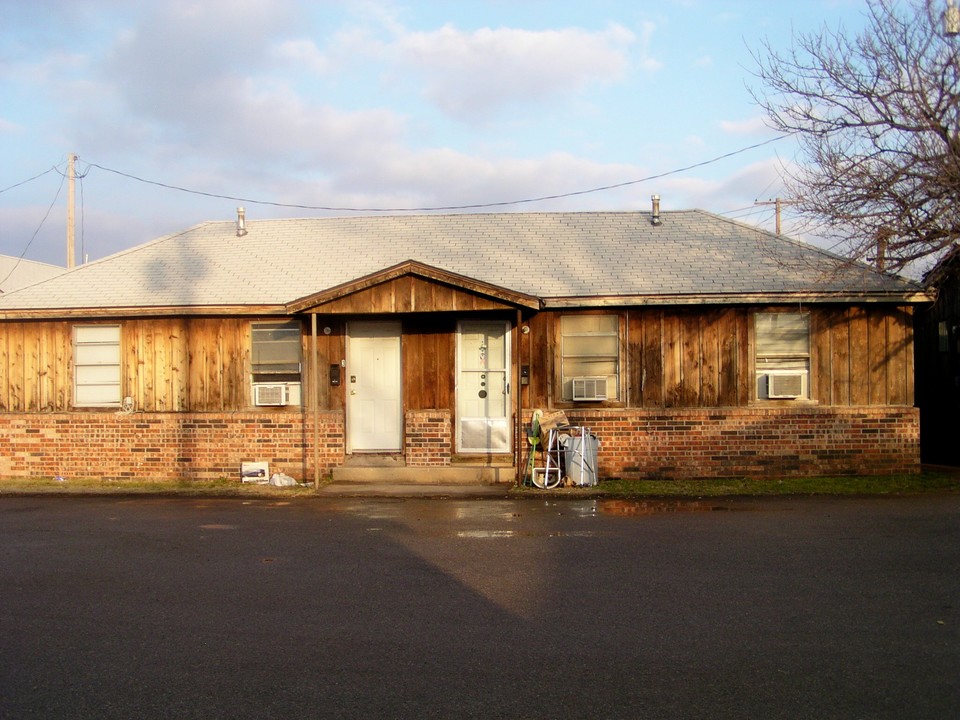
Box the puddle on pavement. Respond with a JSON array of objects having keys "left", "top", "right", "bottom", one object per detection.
[
  {"left": 456, "top": 529, "right": 517, "bottom": 539},
  {"left": 598, "top": 499, "right": 750, "bottom": 516}
]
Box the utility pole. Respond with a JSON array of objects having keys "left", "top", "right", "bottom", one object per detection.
[
  {"left": 66, "top": 153, "right": 76, "bottom": 269},
  {"left": 754, "top": 198, "right": 796, "bottom": 235}
]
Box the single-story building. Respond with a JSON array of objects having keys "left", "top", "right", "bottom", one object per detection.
[
  {"left": 0, "top": 207, "right": 930, "bottom": 484},
  {"left": 915, "top": 245, "right": 960, "bottom": 465}
]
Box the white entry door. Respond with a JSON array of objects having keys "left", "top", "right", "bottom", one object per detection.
[
  {"left": 347, "top": 322, "right": 402, "bottom": 452},
  {"left": 457, "top": 320, "right": 511, "bottom": 453}
]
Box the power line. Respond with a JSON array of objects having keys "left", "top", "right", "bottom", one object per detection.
[
  {"left": 0, "top": 169, "right": 67, "bottom": 289},
  {"left": 0, "top": 165, "right": 60, "bottom": 195},
  {"left": 85, "top": 134, "right": 791, "bottom": 213}
]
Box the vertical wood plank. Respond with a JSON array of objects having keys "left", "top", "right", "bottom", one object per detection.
[
  {"left": 38, "top": 323, "right": 53, "bottom": 411},
  {"left": 831, "top": 308, "right": 851, "bottom": 406},
  {"left": 54, "top": 322, "right": 69, "bottom": 410},
  {"left": 0, "top": 325, "right": 10, "bottom": 411},
  {"left": 643, "top": 310, "right": 664, "bottom": 408},
  {"left": 229, "top": 318, "right": 246, "bottom": 410},
  {"left": 308, "top": 318, "right": 323, "bottom": 411},
  {"left": 333, "top": 326, "right": 346, "bottom": 411},
  {"left": 717, "top": 308, "right": 739, "bottom": 406},
  {"left": 188, "top": 319, "right": 205, "bottom": 410},
  {"left": 172, "top": 318, "right": 188, "bottom": 411},
  {"left": 887, "top": 307, "right": 909, "bottom": 405},
  {"left": 811, "top": 309, "right": 832, "bottom": 405},
  {"left": 24, "top": 324, "right": 39, "bottom": 411},
  {"left": 849, "top": 306, "right": 869, "bottom": 405},
  {"left": 904, "top": 306, "right": 915, "bottom": 406},
  {"left": 679, "top": 311, "right": 701, "bottom": 406},
  {"left": 867, "top": 310, "right": 887, "bottom": 405},
  {"left": 663, "top": 312, "right": 682, "bottom": 407},
  {"left": 737, "top": 310, "right": 751, "bottom": 404},
  {"left": 627, "top": 311, "right": 644, "bottom": 407},
  {"left": 211, "top": 320, "right": 225, "bottom": 410},
  {"left": 142, "top": 321, "right": 156, "bottom": 411},
  {"left": 700, "top": 310, "right": 719, "bottom": 407},
  {"left": 402, "top": 321, "right": 420, "bottom": 410},
  {"left": 11, "top": 323, "right": 24, "bottom": 411}
]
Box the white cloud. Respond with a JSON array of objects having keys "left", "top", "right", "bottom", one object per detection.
[
  {"left": 391, "top": 24, "right": 636, "bottom": 121},
  {"left": 720, "top": 116, "right": 772, "bottom": 135},
  {"left": 657, "top": 158, "right": 786, "bottom": 216},
  {"left": 271, "top": 39, "right": 330, "bottom": 75},
  {"left": 636, "top": 21, "right": 662, "bottom": 73}
]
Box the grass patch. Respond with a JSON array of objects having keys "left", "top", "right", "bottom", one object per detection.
[
  {"left": 0, "top": 476, "right": 320, "bottom": 497},
  {"left": 590, "top": 471, "right": 960, "bottom": 498},
  {"left": 2, "top": 471, "right": 958, "bottom": 499}
]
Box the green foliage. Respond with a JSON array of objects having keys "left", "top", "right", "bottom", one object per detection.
[{"left": 592, "top": 472, "right": 960, "bottom": 498}]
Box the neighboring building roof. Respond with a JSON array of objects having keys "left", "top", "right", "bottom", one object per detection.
[
  {"left": 0, "top": 210, "right": 928, "bottom": 317},
  {"left": 922, "top": 244, "right": 960, "bottom": 289},
  {"left": 0, "top": 255, "right": 65, "bottom": 294}
]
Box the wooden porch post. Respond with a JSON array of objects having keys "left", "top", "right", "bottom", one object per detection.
[
  {"left": 516, "top": 308, "right": 523, "bottom": 486},
  {"left": 311, "top": 313, "right": 320, "bottom": 487}
]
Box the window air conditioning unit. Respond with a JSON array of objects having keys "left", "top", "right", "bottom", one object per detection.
[
  {"left": 253, "top": 383, "right": 301, "bottom": 407},
  {"left": 766, "top": 372, "right": 806, "bottom": 399},
  {"left": 572, "top": 376, "right": 608, "bottom": 402}
]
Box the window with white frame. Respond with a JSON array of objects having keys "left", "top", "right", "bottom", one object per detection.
[
  {"left": 755, "top": 312, "right": 810, "bottom": 400},
  {"left": 560, "top": 315, "right": 619, "bottom": 401},
  {"left": 74, "top": 325, "right": 121, "bottom": 407},
  {"left": 251, "top": 321, "right": 302, "bottom": 383}
]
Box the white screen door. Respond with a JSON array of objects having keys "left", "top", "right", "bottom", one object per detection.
[
  {"left": 347, "top": 322, "right": 402, "bottom": 452},
  {"left": 457, "top": 320, "right": 511, "bottom": 453}
]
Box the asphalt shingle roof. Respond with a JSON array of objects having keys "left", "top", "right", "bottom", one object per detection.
[
  {"left": 0, "top": 255, "right": 65, "bottom": 294},
  {"left": 0, "top": 211, "right": 924, "bottom": 314}
]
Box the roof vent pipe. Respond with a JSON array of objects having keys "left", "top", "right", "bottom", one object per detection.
[
  {"left": 236, "top": 207, "right": 248, "bottom": 237},
  {"left": 651, "top": 195, "right": 662, "bottom": 226},
  {"left": 947, "top": 0, "right": 960, "bottom": 36}
]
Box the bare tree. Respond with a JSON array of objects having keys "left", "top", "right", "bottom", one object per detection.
[{"left": 752, "top": 0, "right": 960, "bottom": 274}]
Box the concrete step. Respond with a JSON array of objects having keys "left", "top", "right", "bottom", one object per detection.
[{"left": 332, "top": 465, "right": 516, "bottom": 485}]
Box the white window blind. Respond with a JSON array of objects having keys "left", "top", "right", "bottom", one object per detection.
[
  {"left": 74, "top": 325, "right": 121, "bottom": 406},
  {"left": 755, "top": 312, "right": 810, "bottom": 399},
  {"left": 252, "top": 321, "right": 302, "bottom": 377},
  {"left": 560, "top": 315, "right": 619, "bottom": 401}
]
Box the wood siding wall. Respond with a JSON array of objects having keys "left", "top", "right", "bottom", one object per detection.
[
  {"left": 0, "top": 304, "right": 914, "bottom": 415},
  {"left": 522, "top": 305, "right": 914, "bottom": 409},
  {"left": 0, "top": 317, "right": 345, "bottom": 413}
]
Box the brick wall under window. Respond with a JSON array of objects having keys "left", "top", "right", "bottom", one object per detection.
[
  {"left": 0, "top": 406, "right": 919, "bottom": 483},
  {"left": 546, "top": 406, "right": 920, "bottom": 479},
  {"left": 0, "top": 412, "right": 345, "bottom": 482}
]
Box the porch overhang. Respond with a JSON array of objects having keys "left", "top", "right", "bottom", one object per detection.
[{"left": 286, "top": 260, "right": 542, "bottom": 314}]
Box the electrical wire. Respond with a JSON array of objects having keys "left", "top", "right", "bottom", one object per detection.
[
  {"left": 85, "top": 134, "right": 791, "bottom": 213},
  {"left": 0, "top": 170, "right": 66, "bottom": 290},
  {"left": 0, "top": 165, "right": 59, "bottom": 195},
  {"left": 79, "top": 170, "right": 86, "bottom": 263}
]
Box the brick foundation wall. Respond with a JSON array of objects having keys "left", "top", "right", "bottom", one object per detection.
[
  {"left": 404, "top": 410, "right": 453, "bottom": 466},
  {"left": 0, "top": 412, "right": 345, "bottom": 483},
  {"left": 0, "top": 405, "right": 920, "bottom": 484},
  {"left": 549, "top": 406, "right": 920, "bottom": 479}
]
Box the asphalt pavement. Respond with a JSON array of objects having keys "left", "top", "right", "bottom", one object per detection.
[{"left": 1, "top": 493, "right": 957, "bottom": 719}]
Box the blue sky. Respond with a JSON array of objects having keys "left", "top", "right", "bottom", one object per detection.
[{"left": 0, "top": 0, "right": 869, "bottom": 267}]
